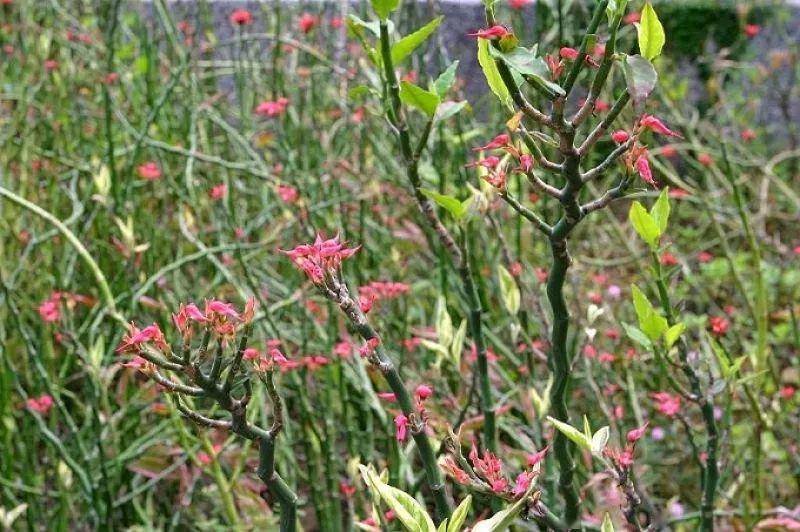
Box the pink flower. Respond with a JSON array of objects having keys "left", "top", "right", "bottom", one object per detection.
[
  {"left": 623, "top": 12, "right": 641, "bottom": 24},
  {"left": 697, "top": 251, "right": 714, "bottom": 263},
  {"left": 137, "top": 162, "right": 162, "bottom": 180},
  {"left": 377, "top": 392, "right": 397, "bottom": 402},
  {"left": 468, "top": 25, "right": 510, "bottom": 40},
  {"left": 26, "top": 395, "right": 54, "bottom": 415},
  {"left": 512, "top": 471, "right": 535, "bottom": 497},
  {"left": 333, "top": 341, "right": 353, "bottom": 359},
  {"left": 779, "top": 386, "right": 796, "bottom": 400},
  {"left": 636, "top": 154, "right": 656, "bottom": 187},
  {"left": 209, "top": 183, "right": 227, "bottom": 200},
  {"left": 509, "top": 0, "right": 530, "bottom": 9},
  {"left": 740, "top": 129, "right": 756, "bottom": 142},
  {"left": 697, "top": 153, "right": 713, "bottom": 167},
  {"left": 660, "top": 252, "right": 678, "bottom": 266},
  {"left": 276, "top": 184, "right": 299, "bottom": 203},
  {"left": 743, "top": 24, "right": 761, "bottom": 38},
  {"left": 205, "top": 300, "right": 240, "bottom": 320},
  {"left": 440, "top": 456, "right": 470, "bottom": 484},
  {"left": 611, "top": 130, "right": 630, "bottom": 144},
  {"left": 230, "top": 9, "right": 253, "bottom": 26},
  {"left": 473, "top": 133, "right": 510, "bottom": 151},
  {"left": 526, "top": 445, "right": 549, "bottom": 467},
  {"left": 559, "top": 47, "right": 579, "bottom": 61},
  {"left": 626, "top": 422, "right": 649, "bottom": 443},
  {"left": 243, "top": 347, "right": 260, "bottom": 360},
  {"left": 639, "top": 114, "right": 682, "bottom": 138},
  {"left": 651, "top": 392, "right": 681, "bottom": 417},
  {"left": 282, "top": 234, "right": 360, "bottom": 284},
  {"left": 298, "top": 13, "right": 317, "bottom": 34},
  {"left": 44, "top": 59, "right": 58, "bottom": 71},
  {"left": 708, "top": 316, "right": 729, "bottom": 337},
  {"left": 116, "top": 322, "right": 168, "bottom": 353},
  {"left": 509, "top": 262, "right": 523, "bottom": 276},
  {"left": 394, "top": 413, "right": 408, "bottom": 441},
  {"left": 465, "top": 155, "right": 501, "bottom": 170},
  {"left": 415, "top": 384, "right": 433, "bottom": 400},
  {"left": 661, "top": 145, "right": 678, "bottom": 158},
  {"left": 38, "top": 292, "right": 61, "bottom": 322},
  {"left": 255, "top": 97, "right": 290, "bottom": 118}
]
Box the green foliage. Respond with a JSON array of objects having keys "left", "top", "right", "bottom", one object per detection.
[
  {"left": 477, "top": 39, "right": 513, "bottom": 110},
  {"left": 391, "top": 17, "right": 443, "bottom": 65},
  {"left": 637, "top": 3, "right": 665, "bottom": 61}
]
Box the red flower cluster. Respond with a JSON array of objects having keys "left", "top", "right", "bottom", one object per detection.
[
  {"left": 255, "top": 97, "right": 290, "bottom": 118},
  {"left": 283, "top": 234, "right": 359, "bottom": 284}
]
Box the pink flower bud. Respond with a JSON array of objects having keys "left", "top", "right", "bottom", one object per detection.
[
  {"left": 611, "top": 130, "right": 630, "bottom": 144},
  {"left": 415, "top": 384, "right": 433, "bottom": 400},
  {"left": 559, "top": 47, "right": 579, "bottom": 60},
  {"left": 626, "top": 422, "right": 649, "bottom": 443}
]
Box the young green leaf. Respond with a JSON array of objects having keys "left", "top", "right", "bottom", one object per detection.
[
  {"left": 628, "top": 201, "right": 661, "bottom": 248},
  {"left": 434, "top": 101, "right": 469, "bottom": 123},
  {"left": 650, "top": 187, "right": 670, "bottom": 234},
  {"left": 451, "top": 319, "right": 468, "bottom": 366},
  {"left": 477, "top": 39, "right": 513, "bottom": 110},
  {"left": 370, "top": 0, "right": 400, "bottom": 21},
  {"left": 447, "top": 495, "right": 472, "bottom": 532},
  {"left": 631, "top": 285, "right": 668, "bottom": 341},
  {"left": 433, "top": 61, "right": 460, "bottom": 98},
  {"left": 622, "top": 54, "right": 658, "bottom": 105},
  {"left": 622, "top": 322, "right": 654, "bottom": 349},
  {"left": 601, "top": 512, "right": 616, "bottom": 532},
  {"left": 663, "top": 322, "right": 685, "bottom": 349},
  {"left": 497, "top": 264, "right": 520, "bottom": 315},
  {"left": 435, "top": 296, "right": 454, "bottom": 348},
  {"left": 472, "top": 487, "right": 531, "bottom": 532},
  {"left": 606, "top": 0, "right": 629, "bottom": 24},
  {"left": 391, "top": 16, "right": 443, "bottom": 65},
  {"left": 546, "top": 416, "right": 591, "bottom": 451},
  {"left": 637, "top": 3, "right": 665, "bottom": 61},
  {"left": 488, "top": 45, "right": 565, "bottom": 98},
  {"left": 400, "top": 81, "right": 440, "bottom": 117},
  {"left": 591, "top": 426, "right": 610, "bottom": 455},
  {"left": 358, "top": 465, "right": 436, "bottom": 532},
  {"left": 420, "top": 189, "right": 470, "bottom": 220}
]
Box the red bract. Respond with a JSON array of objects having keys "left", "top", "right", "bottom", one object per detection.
[
  {"left": 708, "top": 316, "right": 729, "bottom": 337},
  {"left": 26, "top": 395, "right": 54, "bottom": 415},
  {"left": 38, "top": 292, "right": 61, "bottom": 322},
  {"left": 440, "top": 456, "right": 470, "bottom": 484},
  {"left": 559, "top": 47, "right": 579, "bottom": 60},
  {"left": 116, "top": 322, "right": 168, "bottom": 353},
  {"left": 640, "top": 114, "right": 682, "bottom": 138},
  {"left": 276, "top": 184, "right": 299, "bottom": 203},
  {"left": 526, "top": 445, "right": 549, "bottom": 467},
  {"left": 394, "top": 414, "right": 408, "bottom": 441},
  {"left": 744, "top": 24, "right": 761, "bottom": 38},
  {"left": 626, "top": 422, "right": 649, "bottom": 443},
  {"left": 468, "top": 25, "right": 510, "bottom": 40},
  {"left": 509, "top": 0, "right": 530, "bottom": 9},
  {"left": 415, "top": 384, "right": 433, "bottom": 400},
  {"left": 255, "top": 97, "right": 289, "bottom": 118},
  {"left": 512, "top": 471, "right": 535, "bottom": 496},
  {"left": 282, "top": 234, "right": 359, "bottom": 284},
  {"left": 469, "top": 443, "right": 507, "bottom": 493},
  {"left": 611, "top": 130, "right": 630, "bottom": 144},
  {"left": 209, "top": 183, "right": 227, "bottom": 200},
  {"left": 651, "top": 392, "right": 682, "bottom": 417},
  {"left": 473, "top": 133, "right": 510, "bottom": 151},
  {"left": 465, "top": 155, "right": 501, "bottom": 170},
  {"left": 636, "top": 153, "right": 655, "bottom": 187},
  {"left": 298, "top": 13, "right": 317, "bottom": 34},
  {"left": 230, "top": 9, "right": 253, "bottom": 26},
  {"left": 137, "top": 161, "right": 161, "bottom": 180}
]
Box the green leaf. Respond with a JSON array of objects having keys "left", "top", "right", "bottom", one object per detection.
[
  {"left": 664, "top": 322, "right": 685, "bottom": 349},
  {"left": 628, "top": 201, "right": 661, "bottom": 248},
  {"left": 420, "top": 339, "right": 451, "bottom": 362},
  {"left": 391, "top": 16, "right": 443, "bottom": 65},
  {"left": 370, "top": 0, "right": 400, "bottom": 21},
  {"left": 650, "top": 187, "right": 670, "bottom": 234},
  {"left": 622, "top": 322, "right": 653, "bottom": 349},
  {"left": 631, "top": 285, "right": 668, "bottom": 341},
  {"left": 497, "top": 264, "right": 520, "bottom": 315},
  {"left": 447, "top": 495, "right": 472, "bottom": 532},
  {"left": 400, "top": 81, "right": 440, "bottom": 117},
  {"left": 347, "top": 14, "right": 384, "bottom": 38},
  {"left": 601, "top": 512, "right": 616, "bottom": 532},
  {"left": 591, "top": 426, "right": 610, "bottom": 455},
  {"left": 472, "top": 488, "right": 531, "bottom": 532},
  {"left": 606, "top": 0, "right": 629, "bottom": 24},
  {"left": 420, "top": 189, "right": 470, "bottom": 220},
  {"left": 488, "top": 45, "right": 565, "bottom": 99},
  {"left": 546, "top": 416, "right": 591, "bottom": 451},
  {"left": 358, "top": 465, "right": 436, "bottom": 532},
  {"left": 450, "top": 319, "right": 468, "bottom": 366},
  {"left": 435, "top": 296, "right": 454, "bottom": 348},
  {"left": 434, "top": 101, "right": 468, "bottom": 123},
  {"left": 477, "top": 38, "right": 513, "bottom": 110},
  {"left": 622, "top": 54, "right": 658, "bottom": 106},
  {"left": 433, "top": 61, "right": 460, "bottom": 98},
  {"left": 637, "top": 3, "right": 665, "bottom": 61},
  {"left": 348, "top": 85, "right": 376, "bottom": 101}
]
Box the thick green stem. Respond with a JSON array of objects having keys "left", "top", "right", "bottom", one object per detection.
[{"left": 546, "top": 238, "right": 581, "bottom": 527}]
